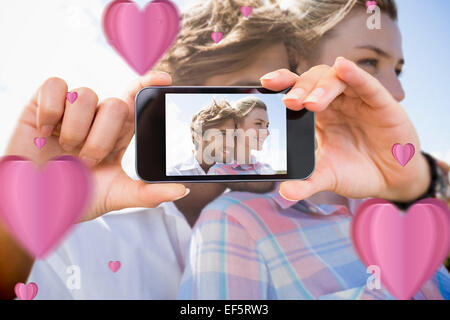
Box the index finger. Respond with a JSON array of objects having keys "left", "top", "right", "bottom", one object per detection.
[
  {"left": 334, "top": 57, "right": 396, "bottom": 109},
  {"left": 259, "top": 68, "right": 299, "bottom": 92},
  {"left": 36, "top": 77, "right": 68, "bottom": 136},
  {"left": 123, "top": 71, "right": 173, "bottom": 114}
]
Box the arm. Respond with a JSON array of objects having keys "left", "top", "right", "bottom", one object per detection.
[
  {"left": 0, "top": 224, "right": 33, "bottom": 299},
  {"left": 178, "top": 210, "right": 273, "bottom": 300}
]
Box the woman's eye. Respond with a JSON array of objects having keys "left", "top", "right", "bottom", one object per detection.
[
  {"left": 357, "top": 58, "right": 379, "bottom": 70},
  {"left": 395, "top": 68, "right": 403, "bottom": 77}
]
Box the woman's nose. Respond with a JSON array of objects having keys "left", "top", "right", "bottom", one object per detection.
[{"left": 382, "top": 72, "right": 405, "bottom": 102}]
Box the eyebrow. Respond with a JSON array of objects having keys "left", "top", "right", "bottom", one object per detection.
[{"left": 356, "top": 45, "right": 405, "bottom": 64}]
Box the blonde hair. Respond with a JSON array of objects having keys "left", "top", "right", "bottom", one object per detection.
[
  {"left": 190, "top": 99, "right": 236, "bottom": 148},
  {"left": 232, "top": 96, "right": 267, "bottom": 120},
  {"left": 156, "top": 0, "right": 398, "bottom": 84},
  {"left": 287, "top": 0, "right": 398, "bottom": 49},
  {"left": 156, "top": 0, "right": 305, "bottom": 85}
]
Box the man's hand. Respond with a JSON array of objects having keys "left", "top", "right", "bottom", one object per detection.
[
  {"left": 5, "top": 71, "right": 188, "bottom": 222},
  {"left": 260, "top": 57, "right": 430, "bottom": 203}
]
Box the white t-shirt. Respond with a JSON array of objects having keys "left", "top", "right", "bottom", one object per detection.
[
  {"left": 167, "top": 154, "right": 206, "bottom": 176},
  {"left": 27, "top": 202, "right": 192, "bottom": 300}
]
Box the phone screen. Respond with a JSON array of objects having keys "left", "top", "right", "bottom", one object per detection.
[{"left": 165, "top": 92, "right": 287, "bottom": 177}]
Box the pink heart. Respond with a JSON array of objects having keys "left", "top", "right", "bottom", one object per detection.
[
  {"left": 352, "top": 198, "right": 450, "bottom": 300},
  {"left": 366, "top": 1, "right": 377, "bottom": 10},
  {"left": 211, "top": 31, "right": 223, "bottom": 44},
  {"left": 33, "top": 137, "right": 46, "bottom": 150},
  {"left": 392, "top": 143, "right": 415, "bottom": 167},
  {"left": 240, "top": 6, "right": 253, "bottom": 18},
  {"left": 102, "top": 0, "right": 180, "bottom": 75},
  {"left": 66, "top": 92, "right": 78, "bottom": 104},
  {"left": 108, "top": 261, "right": 121, "bottom": 273},
  {"left": 15, "top": 282, "right": 38, "bottom": 300},
  {"left": 0, "top": 156, "right": 93, "bottom": 258}
]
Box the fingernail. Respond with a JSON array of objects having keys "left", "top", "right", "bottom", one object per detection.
[
  {"left": 80, "top": 156, "right": 97, "bottom": 168},
  {"left": 279, "top": 190, "right": 299, "bottom": 202},
  {"left": 303, "top": 88, "right": 325, "bottom": 104},
  {"left": 283, "top": 88, "right": 306, "bottom": 101},
  {"left": 259, "top": 71, "right": 279, "bottom": 81},
  {"left": 143, "top": 71, "right": 171, "bottom": 83},
  {"left": 174, "top": 188, "right": 190, "bottom": 200},
  {"left": 40, "top": 125, "right": 54, "bottom": 137}
]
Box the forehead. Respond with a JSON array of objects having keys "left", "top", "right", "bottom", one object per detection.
[
  {"left": 320, "top": 10, "right": 403, "bottom": 59},
  {"left": 205, "top": 42, "right": 290, "bottom": 86},
  {"left": 244, "top": 108, "right": 268, "bottom": 120}
]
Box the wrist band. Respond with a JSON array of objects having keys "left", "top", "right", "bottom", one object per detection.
[{"left": 392, "top": 151, "right": 438, "bottom": 210}]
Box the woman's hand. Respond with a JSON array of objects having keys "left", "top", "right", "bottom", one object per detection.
[
  {"left": 5, "top": 71, "right": 188, "bottom": 222},
  {"left": 260, "top": 57, "right": 431, "bottom": 202}
]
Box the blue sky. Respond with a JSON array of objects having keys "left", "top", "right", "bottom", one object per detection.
[{"left": 396, "top": 0, "right": 450, "bottom": 159}]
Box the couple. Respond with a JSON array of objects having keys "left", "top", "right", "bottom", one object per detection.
[
  {"left": 1, "top": 0, "right": 449, "bottom": 299},
  {"left": 169, "top": 96, "right": 275, "bottom": 176}
]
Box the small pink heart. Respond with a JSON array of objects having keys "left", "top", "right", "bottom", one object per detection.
[
  {"left": 240, "top": 6, "right": 253, "bottom": 18},
  {"left": 352, "top": 198, "right": 450, "bottom": 300},
  {"left": 109, "top": 261, "right": 121, "bottom": 273},
  {"left": 366, "top": 1, "right": 377, "bottom": 10},
  {"left": 392, "top": 143, "right": 415, "bottom": 167},
  {"left": 33, "top": 137, "right": 46, "bottom": 150},
  {"left": 211, "top": 31, "right": 223, "bottom": 44},
  {"left": 66, "top": 92, "right": 78, "bottom": 104},
  {"left": 15, "top": 282, "right": 38, "bottom": 300}
]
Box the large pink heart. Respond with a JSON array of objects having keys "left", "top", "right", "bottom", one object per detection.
[
  {"left": 0, "top": 156, "right": 92, "bottom": 258},
  {"left": 352, "top": 198, "right": 450, "bottom": 299},
  {"left": 102, "top": 0, "right": 180, "bottom": 75}
]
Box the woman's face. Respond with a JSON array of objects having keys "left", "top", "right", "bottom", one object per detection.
[
  {"left": 238, "top": 108, "right": 270, "bottom": 152},
  {"left": 302, "top": 9, "right": 405, "bottom": 102}
]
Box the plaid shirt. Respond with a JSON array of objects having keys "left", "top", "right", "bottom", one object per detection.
[{"left": 178, "top": 188, "right": 449, "bottom": 300}]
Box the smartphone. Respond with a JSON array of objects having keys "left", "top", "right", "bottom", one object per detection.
[{"left": 135, "top": 86, "right": 315, "bottom": 183}]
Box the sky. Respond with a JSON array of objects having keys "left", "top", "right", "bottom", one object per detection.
[
  {"left": 165, "top": 93, "right": 287, "bottom": 171},
  {"left": 0, "top": 0, "right": 448, "bottom": 179}
]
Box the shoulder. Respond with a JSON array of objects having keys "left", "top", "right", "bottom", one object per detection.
[
  {"left": 255, "top": 162, "right": 275, "bottom": 174},
  {"left": 207, "top": 163, "right": 229, "bottom": 175}
]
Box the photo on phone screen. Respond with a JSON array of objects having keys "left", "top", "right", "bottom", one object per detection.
[
  {"left": 165, "top": 93, "right": 287, "bottom": 176},
  {"left": 135, "top": 86, "right": 315, "bottom": 183}
]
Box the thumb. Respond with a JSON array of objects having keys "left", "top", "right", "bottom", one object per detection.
[
  {"left": 123, "top": 71, "right": 172, "bottom": 110},
  {"left": 109, "top": 175, "right": 189, "bottom": 211},
  {"left": 279, "top": 166, "right": 334, "bottom": 201}
]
